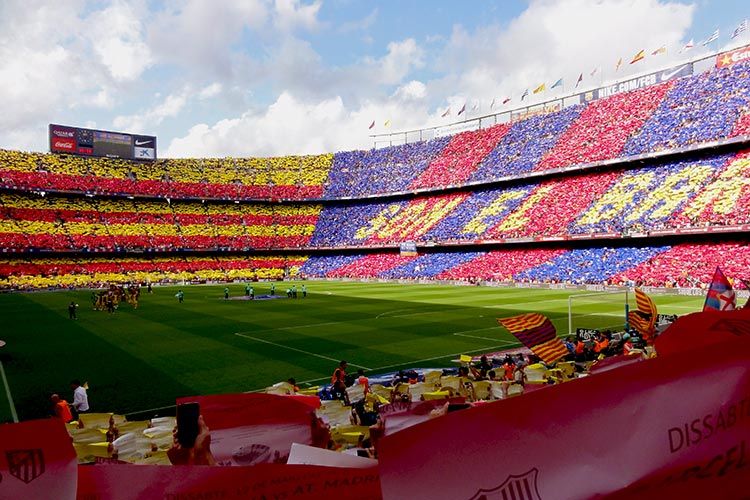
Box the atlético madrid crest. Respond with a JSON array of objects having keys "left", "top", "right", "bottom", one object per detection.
[
  {"left": 468, "top": 468, "right": 542, "bottom": 500},
  {"left": 6, "top": 449, "right": 45, "bottom": 484}
]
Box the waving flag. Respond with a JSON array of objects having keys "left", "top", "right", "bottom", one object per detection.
[
  {"left": 533, "top": 83, "right": 545, "bottom": 94},
  {"left": 368, "top": 120, "right": 375, "bottom": 130},
  {"left": 652, "top": 46, "right": 667, "bottom": 55},
  {"left": 551, "top": 78, "right": 563, "bottom": 89},
  {"left": 497, "top": 313, "right": 567, "bottom": 364},
  {"left": 575, "top": 73, "right": 583, "bottom": 88},
  {"left": 441, "top": 107, "right": 450, "bottom": 118},
  {"left": 521, "top": 89, "right": 529, "bottom": 101},
  {"left": 615, "top": 57, "right": 623, "bottom": 71},
  {"left": 703, "top": 267, "right": 736, "bottom": 311},
  {"left": 384, "top": 119, "right": 391, "bottom": 128},
  {"left": 681, "top": 39, "right": 694, "bottom": 52},
  {"left": 457, "top": 102, "right": 466, "bottom": 115},
  {"left": 630, "top": 49, "right": 645, "bottom": 64},
  {"left": 502, "top": 96, "right": 511, "bottom": 104},
  {"left": 702, "top": 29, "right": 719, "bottom": 46},
  {"left": 590, "top": 67, "right": 599, "bottom": 77},
  {"left": 628, "top": 288, "right": 657, "bottom": 343},
  {"left": 733, "top": 19, "right": 748, "bottom": 39},
  {"left": 489, "top": 97, "right": 496, "bottom": 109}
]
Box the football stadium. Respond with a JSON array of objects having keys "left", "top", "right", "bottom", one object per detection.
[{"left": 1, "top": 2, "right": 750, "bottom": 498}]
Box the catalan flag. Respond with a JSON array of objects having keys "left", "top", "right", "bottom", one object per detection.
[
  {"left": 497, "top": 313, "right": 567, "bottom": 364},
  {"left": 533, "top": 83, "right": 546, "bottom": 94},
  {"left": 628, "top": 288, "right": 657, "bottom": 343},
  {"left": 630, "top": 49, "right": 645, "bottom": 64},
  {"left": 703, "top": 267, "right": 736, "bottom": 312},
  {"left": 652, "top": 46, "right": 667, "bottom": 55}
]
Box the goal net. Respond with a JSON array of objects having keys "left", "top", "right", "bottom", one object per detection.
[{"left": 567, "top": 290, "right": 629, "bottom": 336}]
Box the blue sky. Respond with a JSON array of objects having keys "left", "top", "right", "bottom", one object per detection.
[{"left": 1, "top": 0, "right": 748, "bottom": 157}]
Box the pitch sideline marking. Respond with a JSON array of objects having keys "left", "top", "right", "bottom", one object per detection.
[
  {"left": 234, "top": 332, "right": 371, "bottom": 370},
  {"left": 0, "top": 360, "right": 19, "bottom": 423}
]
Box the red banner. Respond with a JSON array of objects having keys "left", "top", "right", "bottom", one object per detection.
[
  {"left": 0, "top": 419, "right": 77, "bottom": 500},
  {"left": 377, "top": 335, "right": 750, "bottom": 499},
  {"left": 175, "top": 393, "right": 318, "bottom": 466},
  {"left": 77, "top": 463, "right": 381, "bottom": 500},
  {"left": 655, "top": 306, "right": 750, "bottom": 356},
  {"left": 716, "top": 46, "right": 750, "bottom": 68}
]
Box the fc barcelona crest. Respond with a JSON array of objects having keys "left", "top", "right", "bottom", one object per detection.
[
  {"left": 468, "top": 468, "right": 542, "bottom": 500},
  {"left": 6, "top": 449, "right": 45, "bottom": 484}
]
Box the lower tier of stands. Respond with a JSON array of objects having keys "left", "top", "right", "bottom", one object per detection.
[
  {"left": 0, "top": 256, "right": 307, "bottom": 289},
  {"left": 2, "top": 241, "right": 748, "bottom": 289},
  {"left": 300, "top": 242, "right": 750, "bottom": 287}
]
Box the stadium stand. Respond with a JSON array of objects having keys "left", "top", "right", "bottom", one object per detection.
[
  {"left": 1, "top": 57, "right": 750, "bottom": 292},
  {"left": 1, "top": 61, "right": 749, "bottom": 205}
]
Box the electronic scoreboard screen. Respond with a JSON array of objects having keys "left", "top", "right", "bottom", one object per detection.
[{"left": 49, "top": 124, "right": 157, "bottom": 161}]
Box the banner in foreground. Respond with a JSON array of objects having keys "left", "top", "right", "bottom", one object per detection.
[{"left": 378, "top": 330, "right": 750, "bottom": 499}]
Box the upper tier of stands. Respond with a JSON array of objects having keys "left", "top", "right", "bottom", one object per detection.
[
  {"left": 1, "top": 148, "right": 749, "bottom": 253},
  {"left": 2, "top": 58, "right": 749, "bottom": 202}
]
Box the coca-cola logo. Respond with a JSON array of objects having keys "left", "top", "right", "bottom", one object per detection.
[{"left": 52, "top": 138, "right": 75, "bottom": 150}]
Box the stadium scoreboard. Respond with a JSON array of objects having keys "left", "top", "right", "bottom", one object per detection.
[{"left": 49, "top": 124, "right": 157, "bottom": 161}]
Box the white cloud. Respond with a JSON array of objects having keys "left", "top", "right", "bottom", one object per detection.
[
  {"left": 274, "top": 0, "right": 323, "bottom": 32},
  {"left": 85, "top": 1, "right": 153, "bottom": 81},
  {"left": 434, "top": 0, "right": 695, "bottom": 106},
  {"left": 114, "top": 89, "right": 190, "bottom": 133},
  {"left": 392, "top": 80, "right": 427, "bottom": 101},
  {"left": 166, "top": 91, "right": 432, "bottom": 157},
  {"left": 148, "top": 0, "right": 268, "bottom": 75},
  {"left": 376, "top": 39, "right": 425, "bottom": 85},
  {"left": 198, "top": 83, "right": 223, "bottom": 100}
]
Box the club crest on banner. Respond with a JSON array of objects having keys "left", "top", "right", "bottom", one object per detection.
[
  {"left": 708, "top": 318, "right": 750, "bottom": 337},
  {"left": 468, "top": 468, "right": 542, "bottom": 500},
  {"left": 5, "top": 449, "right": 45, "bottom": 484}
]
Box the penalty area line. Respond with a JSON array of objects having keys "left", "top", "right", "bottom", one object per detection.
[
  {"left": 234, "top": 332, "right": 371, "bottom": 370},
  {"left": 0, "top": 360, "right": 19, "bottom": 423}
]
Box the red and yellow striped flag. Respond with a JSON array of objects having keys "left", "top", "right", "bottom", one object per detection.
[
  {"left": 497, "top": 313, "right": 567, "bottom": 364},
  {"left": 628, "top": 288, "right": 657, "bottom": 343}
]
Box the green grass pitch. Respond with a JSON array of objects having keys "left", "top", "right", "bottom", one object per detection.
[{"left": 0, "top": 281, "right": 705, "bottom": 422}]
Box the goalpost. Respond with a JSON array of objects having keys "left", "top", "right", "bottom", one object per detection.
[{"left": 567, "top": 290, "right": 630, "bottom": 336}]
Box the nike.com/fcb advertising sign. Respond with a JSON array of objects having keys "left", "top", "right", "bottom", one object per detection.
[
  {"left": 49, "top": 124, "right": 157, "bottom": 161},
  {"left": 579, "top": 62, "right": 693, "bottom": 103}
]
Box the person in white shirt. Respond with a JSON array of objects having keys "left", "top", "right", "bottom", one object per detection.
[{"left": 70, "top": 379, "right": 89, "bottom": 415}]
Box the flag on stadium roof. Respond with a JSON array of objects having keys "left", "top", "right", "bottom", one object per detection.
[
  {"left": 702, "top": 29, "right": 719, "bottom": 46},
  {"left": 630, "top": 49, "right": 645, "bottom": 64},
  {"left": 368, "top": 120, "right": 375, "bottom": 130},
  {"left": 502, "top": 96, "right": 511, "bottom": 104},
  {"left": 575, "top": 73, "right": 583, "bottom": 88},
  {"left": 497, "top": 313, "right": 567, "bottom": 364},
  {"left": 384, "top": 119, "right": 391, "bottom": 128},
  {"left": 441, "top": 107, "right": 450, "bottom": 117},
  {"left": 551, "top": 78, "right": 563, "bottom": 89},
  {"left": 590, "top": 67, "right": 599, "bottom": 77},
  {"left": 521, "top": 89, "right": 529, "bottom": 100},
  {"left": 615, "top": 57, "right": 623, "bottom": 71},
  {"left": 471, "top": 100, "right": 479, "bottom": 111},
  {"left": 489, "top": 97, "right": 496, "bottom": 109},
  {"left": 533, "top": 83, "right": 545, "bottom": 94},
  {"left": 733, "top": 19, "right": 747, "bottom": 39},
  {"left": 628, "top": 288, "right": 657, "bottom": 343},
  {"left": 681, "top": 39, "right": 694, "bottom": 52},
  {"left": 457, "top": 102, "right": 466, "bottom": 115},
  {"left": 652, "top": 46, "right": 667, "bottom": 55},
  {"left": 703, "top": 267, "right": 736, "bottom": 312}
]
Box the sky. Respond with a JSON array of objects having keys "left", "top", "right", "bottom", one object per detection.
[{"left": 1, "top": 0, "right": 749, "bottom": 158}]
